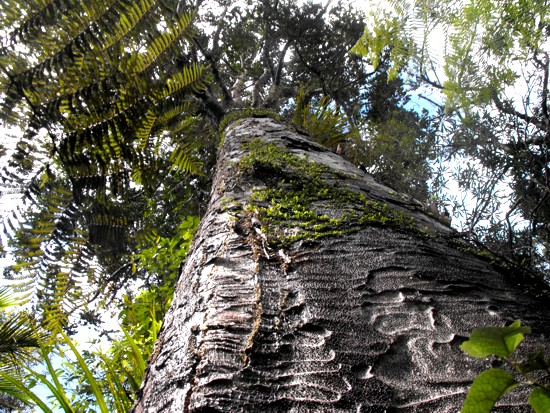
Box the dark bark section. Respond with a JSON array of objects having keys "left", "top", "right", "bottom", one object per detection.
[{"left": 133, "top": 118, "right": 550, "bottom": 412}]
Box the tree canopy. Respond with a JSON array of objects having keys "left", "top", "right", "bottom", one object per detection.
[{"left": 354, "top": 0, "right": 550, "bottom": 273}]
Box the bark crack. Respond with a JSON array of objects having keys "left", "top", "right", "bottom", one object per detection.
[{"left": 242, "top": 281, "right": 263, "bottom": 367}]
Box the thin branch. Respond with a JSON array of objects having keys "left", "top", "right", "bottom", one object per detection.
[
  {"left": 295, "top": 44, "right": 321, "bottom": 76},
  {"left": 468, "top": 167, "right": 509, "bottom": 233},
  {"left": 536, "top": 52, "right": 549, "bottom": 121},
  {"left": 492, "top": 91, "right": 532, "bottom": 124},
  {"left": 192, "top": 37, "right": 233, "bottom": 104},
  {"left": 222, "top": 57, "right": 239, "bottom": 75},
  {"left": 503, "top": 195, "right": 524, "bottom": 255},
  {"left": 530, "top": 191, "right": 549, "bottom": 221},
  {"left": 418, "top": 93, "right": 445, "bottom": 110},
  {"left": 419, "top": 74, "right": 444, "bottom": 90},
  {"left": 263, "top": 40, "right": 293, "bottom": 107}
]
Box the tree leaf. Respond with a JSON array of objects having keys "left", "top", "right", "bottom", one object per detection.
[
  {"left": 461, "top": 368, "right": 518, "bottom": 413},
  {"left": 529, "top": 388, "right": 550, "bottom": 413},
  {"left": 0, "top": 370, "right": 53, "bottom": 413},
  {"left": 59, "top": 330, "right": 109, "bottom": 413},
  {"left": 522, "top": 350, "right": 548, "bottom": 373},
  {"left": 460, "top": 321, "right": 531, "bottom": 358}
]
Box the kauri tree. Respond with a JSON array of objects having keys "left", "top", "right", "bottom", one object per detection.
[{"left": 0, "top": 0, "right": 549, "bottom": 412}]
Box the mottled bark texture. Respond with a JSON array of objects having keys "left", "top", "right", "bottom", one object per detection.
[{"left": 133, "top": 117, "right": 550, "bottom": 412}]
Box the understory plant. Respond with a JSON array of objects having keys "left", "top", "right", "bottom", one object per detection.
[{"left": 461, "top": 320, "right": 550, "bottom": 412}]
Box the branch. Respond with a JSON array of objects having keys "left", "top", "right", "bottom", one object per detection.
[
  {"left": 194, "top": 90, "right": 225, "bottom": 124},
  {"left": 252, "top": 69, "right": 271, "bottom": 107},
  {"left": 294, "top": 43, "right": 323, "bottom": 79},
  {"left": 530, "top": 191, "right": 549, "bottom": 221},
  {"left": 263, "top": 40, "right": 292, "bottom": 107},
  {"left": 273, "top": 40, "right": 292, "bottom": 88},
  {"left": 419, "top": 74, "right": 444, "bottom": 90},
  {"left": 535, "top": 51, "right": 549, "bottom": 121},
  {"left": 418, "top": 94, "right": 445, "bottom": 111},
  {"left": 503, "top": 195, "right": 523, "bottom": 255},
  {"left": 232, "top": 56, "right": 246, "bottom": 105},
  {"left": 192, "top": 37, "right": 233, "bottom": 104},
  {"left": 491, "top": 91, "right": 531, "bottom": 122}
]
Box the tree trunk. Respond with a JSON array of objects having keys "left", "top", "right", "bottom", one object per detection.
[{"left": 133, "top": 116, "right": 550, "bottom": 412}]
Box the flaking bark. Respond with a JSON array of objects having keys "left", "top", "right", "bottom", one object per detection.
[{"left": 133, "top": 117, "right": 550, "bottom": 412}]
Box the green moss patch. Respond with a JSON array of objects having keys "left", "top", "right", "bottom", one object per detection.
[{"left": 237, "top": 139, "right": 417, "bottom": 246}]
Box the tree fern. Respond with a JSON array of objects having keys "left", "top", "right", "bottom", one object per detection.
[{"left": 0, "top": 0, "right": 210, "bottom": 327}]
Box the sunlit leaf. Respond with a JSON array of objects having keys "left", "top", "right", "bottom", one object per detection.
[
  {"left": 460, "top": 321, "right": 531, "bottom": 358},
  {"left": 461, "top": 368, "right": 518, "bottom": 413}
]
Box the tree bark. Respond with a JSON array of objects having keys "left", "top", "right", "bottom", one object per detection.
[{"left": 133, "top": 117, "right": 550, "bottom": 412}]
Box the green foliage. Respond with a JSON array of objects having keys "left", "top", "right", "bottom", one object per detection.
[
  {"left": 355, "top": 0, "right": 548, "bottom": 109},
  {"left": 0, "top": 0, "right": 440, "bottom": 329},
  {"left": 62, "top": 287, "right": 170, "bottom": 411},
  {"left": 530, "top": 388, "right": 550, "bottom": 412},
  {"left": 0, "top": 287, "right": 168, "bottom": 413},
  {"left": 356, "top": 0, "right": 550, "bottom": 273},
  {"left": 461, "top": 321, "right": 531, "bottom": 358},
  {"left": 0, "top": 288, "right": 42, "bottom": 410},
  {"left": 462, "top": 368, "right": 519, "bottom": 413},
  {"left": 0, "top": 0, "right": 211, "bottom": 326},
  {"left": 134, "top": 215, "right": 199, "bottom": 285},
  {"left": 196, "top": 0, "right": 371, "bottom": 121},
  {"left": 292, "top": 88, "right": 359, "bottom": 150},
  {"left": 0, "top": 289, "right": 40, "bottom": 362},
  {"left": 461, "top": 321, "right": 550, "bottom": 413},
  {"left": 45, "top": 219, "right": 199, "bottom": 410},
  {"left": 1, "top": 330, "right": 128, "bottom": 412},
  {"left": 349, "top": 13, "right": 413, "bottom": 81},
  {"left": 344, "top": 62, "right": 436, "bottom": 203}
]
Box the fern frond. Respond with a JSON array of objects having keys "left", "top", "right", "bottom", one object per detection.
[
  {"left": 293, "top": 90, "right": 358, "bottom": 148},
  {"left": 129, "top": 10, "right": 196, "bottom": 74},
  {"left": 169, "top": 146, "right": 203, "bottom": 176},
  {"left": 136, "top": 110, "right": 157, "bottom": 151},
  {"left": 0, "top": 0, "right": 208, "bottom": 326},
  {"left": 156, "top": 63, "right": 209, "bottom": 99}
]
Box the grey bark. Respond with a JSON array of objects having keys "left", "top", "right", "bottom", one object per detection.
[{"left": 133, "top": 117, "right": 550, "bottom": 412}]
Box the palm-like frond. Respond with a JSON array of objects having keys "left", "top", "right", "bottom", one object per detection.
[
  {"left": 0, "top": 314, "right": 40, "bottom": 362},
  {"left": 292, "top": 88, "right": 358, "bottom": 149},
  {"left": 0, "top": 0, "right": 211, "bottom": 326},
  {"left": 0, "top": 288, "right": 19, "bottom": 310},
  {"left": 0, "top": 287, "right": 41, "bottom": 366}
]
